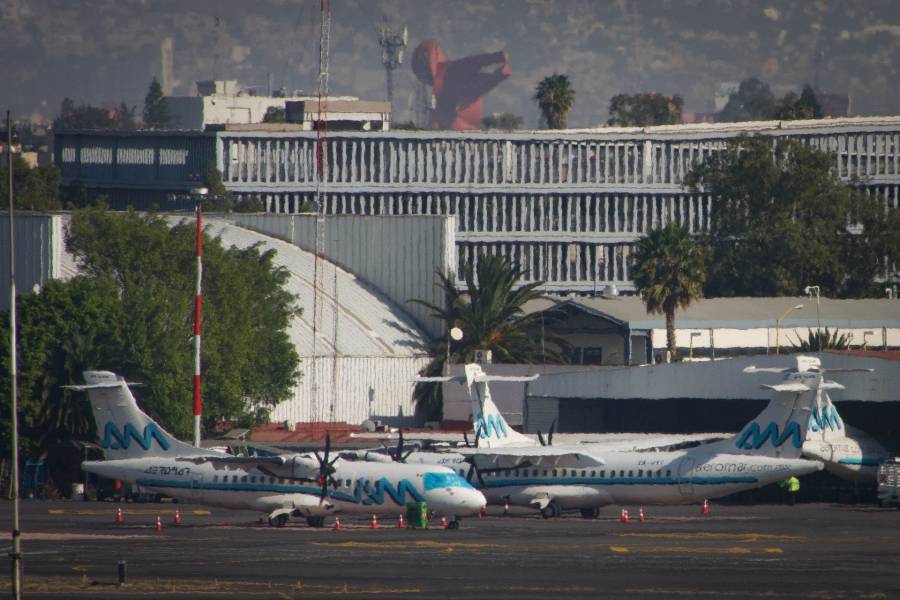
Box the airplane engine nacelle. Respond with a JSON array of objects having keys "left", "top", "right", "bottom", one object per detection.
[{"left": 289, "top": 456, "right": 319, "bottom": 480}]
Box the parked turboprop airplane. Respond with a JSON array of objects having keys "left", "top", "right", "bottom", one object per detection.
[
  {"left": 407, "top": 361, "right": 825, "bottom": 518},
  {"left": 73, "top": 371, "right": 485, "bottom": 527},
  {"left": 745, "top": 360, "right": 888, "bottom": 483}
]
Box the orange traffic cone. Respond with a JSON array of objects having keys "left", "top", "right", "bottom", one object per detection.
[
  {"left": 503, "top": 500, "right": 510, "bottom": 515},
  {"left": 334, "top": 517, "right": 342, "bottom": 530},
  {"left": 440, "top": 516, "right": 448, "bottom": 529},
  {"left": 639, "top": 507, "right": 645, "bottom": 522},
  {"left": 479, "top": 506, "right": 486, "bottom": 519},
  {"left": 370, "top": 514, "right": 378, "bottom": 529},
  {"left": 155, "top": 515, "right": 163, "bottom": 532},
  {"left": 397, "top": 513, "right": 405, "bottom": 528},
  {"left": 115, "top": 508, "right": 124, "bottom": 524},
  {"left": 174, "top": 509, "right": 182, "bottom": 525},
  {"left": 702, "top": 499, "right": 710, "bottom": 515},
  {"left": 620, "top": 509, "right": 630, "bottom": 524}
]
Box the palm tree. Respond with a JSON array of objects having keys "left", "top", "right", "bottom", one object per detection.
[
  {"left": 534, "top": 74, "right": 575, "bottom": 129},
  {"left": 791, "top": 327, "right": 851, "bottom": 352},
  {"left": 410, "top": 254, "right": 568, "bottom": 419},
  {"left": 632, "top": 224, "right": 707, "bottom": 359}
]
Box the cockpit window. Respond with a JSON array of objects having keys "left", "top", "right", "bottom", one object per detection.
[{"left": 424, "top": 472, "right": 475, "bottom": 491}]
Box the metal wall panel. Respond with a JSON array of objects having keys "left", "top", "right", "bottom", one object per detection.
[
  {"left": 524, "top": 396, "right": 559, "bottom": 434},
  {"left": 269, "top": 356, "right": 429, "bottom": 425},
  {"left": 0, "top": 214, "right": 66, "bottom": 312},
  {"left": 235, "top": 213, "right": 454, "bottom": 339}
]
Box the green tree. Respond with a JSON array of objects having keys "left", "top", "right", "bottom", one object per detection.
[
  {"left": 686, "top": 136, "right": 897, "bottom": 297},
  {"left": 203, "top": 161, "right": 236, "bottom": 211},
  {"left": 0, "top": 155, "right": 62, "bottom": 211},
  {"left": 63, "top": 206, "right": 301, "bottom": 437},
  {"left": 143, "top": 77, "right": 170, "bottom": 129},
  {"left": 481, "top": 112, "right": 524, "bottom": 130},
  {"left": 534, "top": 74, "right": 575, "bottom": 129},
  {"left": 718, "top": 77, "right": 776, "bottom": 122},
  {"left": 607, "top": 93, "right": 683, "bottom": 126},
  {"left": 774, "top": 84, "right": 822, "bottom": 120},
  {"left": 54, "top": 98, "right": 136, "bottom": 131},
  {"left": 632, "top": 224, "right": 707, "bottom": 358},
  {"left": 263, "top": 106, "right": 287, "bottom": 123},
  {"left": 410, "top": 254, "right": 567, "bottom": 420}
]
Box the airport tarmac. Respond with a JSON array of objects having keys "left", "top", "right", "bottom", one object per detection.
[{"left": 2, "top": 500, "right": 899, "bottom": 599}]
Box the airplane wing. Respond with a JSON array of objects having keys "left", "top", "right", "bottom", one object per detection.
[
  {"left": 743, "top": 366, "right": 793, "bottom": 374},
  {"left": 761, "top": 382, "right": 811, "bottom": 392},
  {"left": 823, "top": 368, "right": 875, "bottom": 373},
  {"left": 469, "top": 447, "right": 605, "bottom": 468},
  {"left": 473, "top": 374, "right": 540, "bottom": 383},
  {"left": 175, "top": 455, "right": 289, "bottom": 466}
]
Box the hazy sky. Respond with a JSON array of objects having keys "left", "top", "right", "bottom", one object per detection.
[{"left": 2, "top": 0, "right": 899, "bottom": 126}]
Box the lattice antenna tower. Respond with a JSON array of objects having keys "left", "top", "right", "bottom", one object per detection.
[
  {"left": 310, "top": 0, "right": 333, "bottom": 423},
  {"left": 376, "top": 20, "right": 408, "bottom": 109}
]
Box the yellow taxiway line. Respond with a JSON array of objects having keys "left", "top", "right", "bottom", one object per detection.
[{"left": 610, "top": 545, "right": 784, "bottom": 554}]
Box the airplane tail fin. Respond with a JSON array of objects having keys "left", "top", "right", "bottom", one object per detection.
[
  {"left": 414, "top": 364, "right": 538, "bottom": 448},
  {"left": 707, "top": 356, "right": 840, "bottom": 459},
  {"left": 67, "top": 371, "right": 203, "bottom": 459}
]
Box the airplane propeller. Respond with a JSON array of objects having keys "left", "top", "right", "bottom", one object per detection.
[
  {"left": 391, "top": 429, "right": 417, "bottom": 463},
  {"left": 537, "top": 420, "right": 556, "bottom": 446},
  {"left": 312, "top": 433, "right": 340, "bottom": 500}
]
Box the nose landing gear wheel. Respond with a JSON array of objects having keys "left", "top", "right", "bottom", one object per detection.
[
  {"left": 540, "top": 500, "right": 561, "bottom": 519},
  {"left": 268, "top": 513, "right": 289, "bottom": 528}
]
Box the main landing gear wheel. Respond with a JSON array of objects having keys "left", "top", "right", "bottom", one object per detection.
[
  {"left": 269, "top": 514, "right": 289, "bottom": 528},
  {"left": 580, "top": 507, "right": 600, "bottom": 519},
  {"left": 540, "top": 500, "right": 561, "bottom": 519},
  {"left": 306, "top": 516, "right": 326, "bottom": 528},
  {"left": 446, "top": 519, "right": 460, "bottom": 530}
]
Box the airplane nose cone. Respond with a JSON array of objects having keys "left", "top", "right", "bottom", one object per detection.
[{"left": 468, "top": 489, "right": 488, "bottom": 515}]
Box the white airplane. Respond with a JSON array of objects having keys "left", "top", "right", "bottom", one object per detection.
[
  {"left": 745, "top": 359, "right": 889, "bottom": 484},
  {"left": 73, "top": 371, "right": 486, "bottom": 527},
  {"left": 405, "top": 361, "right": 825, "bottom": 518}
]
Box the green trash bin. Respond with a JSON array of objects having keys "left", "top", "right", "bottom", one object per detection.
[{"left": 405, "top": 501, "right": 429, "bottom": 529}]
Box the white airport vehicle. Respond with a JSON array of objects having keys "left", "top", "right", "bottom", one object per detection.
[
  {"left": 406, "top": 361, "right": 824, "bottom": 518},
  {"left": 72, "top": 371, "right": 486, "bottom": 527},
  {"left": 876, "top": 458, "right": 900, "bottom": 508}
]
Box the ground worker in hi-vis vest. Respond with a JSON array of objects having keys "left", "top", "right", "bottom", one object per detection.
[{"left": 780, "top": 476, "right": 801, "bottom": 505}]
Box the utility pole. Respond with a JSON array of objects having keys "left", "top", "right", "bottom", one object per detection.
[{"left": 7, "top": 110, "right": 24, "bottom": 599}]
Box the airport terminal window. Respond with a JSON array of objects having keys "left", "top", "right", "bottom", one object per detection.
[
  {"left": 562, "top": 469, "right": 567, "bottom": 476},
  {"left": 628, "top": 470, "right": 633, "bottom": 477},
  {"left": 514, "top": 470, "right": 519, "bottom": 477},
  {"left": 610, "top": 471, "right": 614, "bottom": 478},
  {"left": 647, "top": 471, "right": 652, "bottom": 478},
  {"left": 345, "top": 479, "right": 351, "bottom": 487},
  {"left": 581, "top": 470, "right": 586, "bottom": 477}
]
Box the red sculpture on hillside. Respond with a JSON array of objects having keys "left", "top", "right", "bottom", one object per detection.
[{"left": 411, "top": 40, "right": 511, "bottom": 130}]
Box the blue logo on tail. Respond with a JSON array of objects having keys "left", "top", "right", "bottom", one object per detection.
[
  {"left": 101, "top": 422, "right": 170, "bottom": 451},
  {"left": 735, "top": 421, "right": 803, "bottom": 450},
  {"left": 475, "top": 414, "right": 507, "bottom": 439},
  {"left": 808, "top": 405, "right": 842, "bottom": 433}
]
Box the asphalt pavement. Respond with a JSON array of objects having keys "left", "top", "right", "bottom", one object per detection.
[{"left": 2, "top": 500, "right": 899, "bottom": 599}]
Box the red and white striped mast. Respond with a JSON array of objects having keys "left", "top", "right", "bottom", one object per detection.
[{"left": 191, "top": 187, "right": 208, "bottom": 447}]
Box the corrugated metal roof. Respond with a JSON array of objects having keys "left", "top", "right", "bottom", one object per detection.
[
  {"left": 524, "top": 295, "right": 900, "bottom": 330},
  {"left": 193, "top": 216, "right": 431, "bottom": 358}
]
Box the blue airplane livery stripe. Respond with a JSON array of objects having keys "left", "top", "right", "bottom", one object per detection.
[
  {"left": 837, "top": 458, "right": 880, "bottom": 466},
  {"left": 136, "top": 477, "right": 425, "bottom": 506},
  {"left": 736, "top": 421, "right": 803, "bottom": 450},
  {"left": 102, "top": 422, "right": 170, "bottom": 451},
  {"left": 476, "top": 475, "right": 758, "bottom": 489}
]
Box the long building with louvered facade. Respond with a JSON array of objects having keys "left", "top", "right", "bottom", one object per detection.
[{"left": 56, "top": 117, "right": 900, "bottom": 294}]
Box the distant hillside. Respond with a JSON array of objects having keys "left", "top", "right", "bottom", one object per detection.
[{"left": 2, "top": 0, "right": 898, "bottom": 127}]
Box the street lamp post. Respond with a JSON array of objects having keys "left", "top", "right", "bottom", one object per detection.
[
  {"left": 804, "top": 285, "right": 821, "bottom": 352},
  {"left": 775, "top": 304, "right": 804, "bottom": 355},
  {"left": 862, "top": 330, "right": 875, "bottom": 351}
]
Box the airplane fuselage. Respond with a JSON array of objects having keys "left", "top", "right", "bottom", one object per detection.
[
  {"left": 408, "top": 449, "right": 820, "bottom": 510},
  {"left": 83, "top": 456, "right": 485, "bottom": 518}
]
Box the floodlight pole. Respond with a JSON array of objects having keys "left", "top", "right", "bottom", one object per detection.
[
  {"left": 7, "top": 110, "right": 24, "bottom": 599},
  {"left": 805, "top": 285, "right": 821, "bottom": 352}
]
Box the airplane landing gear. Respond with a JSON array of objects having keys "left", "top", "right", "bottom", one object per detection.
[
  {"left": 540, "top": 500, "right": 561, "bottom": 519},
  {"left": 580, "top": 507, "right": 600, "bottom": 519},
  {"left": 268, "top": 513, "right": 289, "bottom": 528},
  {"left": 306, "top": 516, "right": 326, "bottom": 528}
]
